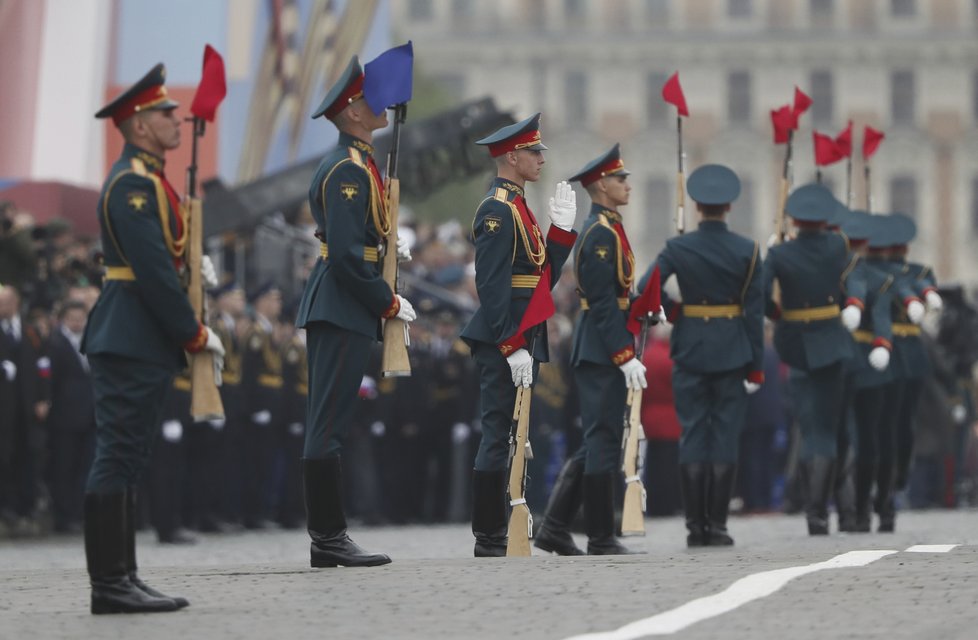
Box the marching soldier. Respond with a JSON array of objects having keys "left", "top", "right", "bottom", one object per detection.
[
  {"left": 763, "top": 184, "right": 864, "bottom": 535},
  {"left": 535, "top": 144, "right": 646, "bottom": 556},
  {"left": 295, "top": 56, "right": 415, "bottom": 567},
  {"left": 460, "top": 113, "right": 578, "bottom": 557},
  {"left": 644, "top": 164, "right": 764, "bottom": 547},
  {"left": 83, "top": 63, "right": 225, "bottom": 613}
]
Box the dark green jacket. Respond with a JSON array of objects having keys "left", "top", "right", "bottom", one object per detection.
[
  {"left": 879, "top": 258, "right": 933, "bottom": 380},
  {"left": 849, "top": 259, "right": 895, "bottom": 388},
  {"left": 82, "top": 143, "right": 200, "bottom": 369}
]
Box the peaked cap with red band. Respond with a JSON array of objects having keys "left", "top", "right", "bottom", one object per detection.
[
  {"left": 95, "top": 63, "right": 179, "bottom": 125},
  {"left": 311, "top": 56, "right": 365, "bottom": 120},
  {"left": 475, "top": 112, "right": 548, "bottom": 157},
  {"left": 568, "top": 143, "right": 630, "bottom": 187}
]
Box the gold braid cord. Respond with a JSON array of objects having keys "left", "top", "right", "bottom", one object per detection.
[{"left": 597, "top": 214, "right": 634, "bottom": 290}]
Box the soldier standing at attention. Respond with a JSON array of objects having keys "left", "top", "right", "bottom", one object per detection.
[
  {"left": 643, "top": 164, "right": 764, "bottom": 548},
  {"left": 295, "top": 56, "right": 415, "bottom": 567},
  {"left": 460, "top": 113, "right": 578, "bottom": 557},
  {"left": 83, "top": 63, "right": 225, "bottom": 613},
  {"left": 763, "top": 184, "right": 864, "bottom": 536},
  {"left": 534, "top": 144, "right": 646, "bottom": 556}
]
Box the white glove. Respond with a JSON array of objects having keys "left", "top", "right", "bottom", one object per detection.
[
  {"left": 743, "top": 380, "right": 761, "bottom": 394},
  {"left": 618, "top": 358, "right": 648, "bottom": 390},
  {"left": 650, "top": 305, "right": 666, "bottom": 326},
  {"left": 395, "top": 295, "right": 417, "bottom": 322},
  {"left": 204, "top": 328, "right": 226, "bottom": 358},
  {"left": 766, "top": 233, "right": 779, "bottom": 249},
  {"left": 161, "top": 420, "right": 183, "bottom": 443},
  {"left": 952, "top": 404, "right": 967, "bottom": 424},
  {"left": 201, "top": 255, "right": 219, "bottom": 289},
  {"left": 906, "top": 299, "right": 925, "bottom": 324},
  {"left": 1, "top": 360, "right": 15, "bottom": 382},
  {"left": 868, "top": 346, "right": 890, "bottom": 371},
  {"left": 925, "top": 290, "right": 943, "bottom": 312},
  {"left": 251, "top": 410, "right": 271, "bottom": 425},
  {"left": 548, "top": 180, "right": 576, "bottom": 231},
  {"left": 506, "top": 348, "right": 534, "bottom": 388},
  {"left": 841, "top": 305, "right": 862, "bottom": 331},
  {"left": 396, "top": 235, "right": 412, "bottom": 263}
]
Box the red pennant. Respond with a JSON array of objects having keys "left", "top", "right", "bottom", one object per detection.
[
  {"left": 771, "top": 105, "right": 794, "bottom": 144},
  {"left": 627, "top": 265, "right": 661, "bottom": 336},
  {"left": 793, "top": 86, "right": 812, "bottom": 118},
  {"left": 813, "top": 131, "right": 845, "bottom": 166},
  {"left": 862, "top": 126, "right": 885, "bottom": 161},
  {"left": 516, "top": 267, "right": 556, "bottom": 335},
  {"left": 661, "top": 72, "right": 689, "bottom": 117},
  {"left": 835, "top": 121, "right": 853, "bottom": 158},
  {"left": 190, "top": 45, "right": 227, "bottom": 122}
]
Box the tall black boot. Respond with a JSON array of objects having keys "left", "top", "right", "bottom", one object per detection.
[
  {"left": 303, "top": 457, "right": 391, "bottom": 567},
  {"left": 802, "top": 457, "right": 836, "bottom": 535},
  {"left": 534, "top": 459, "right": 585, "bottom": 556},
  {"left": 853, "top": 460, "right": 875, "bottom": 533},
  {"left": 584, "top": 473, "right": 640, "bottom": 555},
  {"left": 472, "top": 469, "right": 508, "bottom": 557},
  {"left": 834, "top": 456, "right": 857, "bottom": 532},
  {"left": 875, "top": 457, "right": 896, "bottom": 533},
  {"left": 680, "top": 463, "right": 709, "bottom": 547},
  {"left": 84, "top": 493, "right": 179, "bottom": 614},
  {"left": 706, "top": 463, "right": 736, "bottom": 546},
  {"left": 126, "top": 488, "right": 189, "bottom": 608}
]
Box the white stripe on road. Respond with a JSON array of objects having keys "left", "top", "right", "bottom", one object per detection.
[
  {"left": 562, "top": 550, "right": 898, "bottom": 640},
  {"left": 905, "top": 544, "right": 958, "bottom": 553}
]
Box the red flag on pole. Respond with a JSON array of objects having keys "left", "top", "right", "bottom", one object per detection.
[
  {"left": 792, "top": 86, "right": 812, "bottom": 119},
  {"left": 771, "top": 105, "right": 794, "bottom": 144},
  {"left": 627, "top": 265, "right": 661, "bottom": 336},
  {"left": 835, "top": 121, "right": 853, "bottom": 157},
  {"left": 190, "top": 45, "right": 227, "bottom": 122},
  {"left": 661, "top": 72, "right": 689, "bottom": 117},
  {"left": 516, "top": 267, "right": 555, "bottom": 335},
  {"left": 813, "top": 131, "right": 845, "bottom": 166},
  {"left": 862, "top": 126, "right": 885, "bottom": 160}
]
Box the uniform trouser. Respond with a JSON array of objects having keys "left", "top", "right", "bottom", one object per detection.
[
  {"left": 671, "top": 366, "right": 747, "bottom": 464},
  {"left": 570, "top": 362, "right": 627, "bottom": 474},
  {"left": 304, "top": 321, "right": 372, "bottom": 459},
  {"left": 86, "top": 354, "right": 173, "bottom": 493},
  {"left": 49, "top": 428, "right": 95, "bottom": 527},
  {"left": 875, "top": 379, "right": 906, "bottom": 516},
  {"left": 471, "top": 342, "right": 540, "bottom": 471},
  {"left": 790, "top": 362, "right": 846, "bottom": 460},
  {"left": 852, "top": 384, "right": 886, "bottom": 504},
  {"left": 894, "top": 378, "right": 923, "bottom": 490}
]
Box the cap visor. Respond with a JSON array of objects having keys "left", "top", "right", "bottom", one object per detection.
[
  {"left": 147, "top": 99, "right": 180, "bottom": 111},
  {"left": 527, "top": 142, "right": 548, "bottom": 151}
]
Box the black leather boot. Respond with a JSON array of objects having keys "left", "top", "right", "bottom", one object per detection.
[
  {"left": 126, "top": 488, "right": 189, "bottom": 608},
  {"left": 706, "top": 463, "right": 736, "bottom": 546},
  {"left": 584, "top": 473, "right": 641, "bottom": 555},
  {"left": 680, "top": 463, "right": 709, "bottom": 547},
  {"left": 84, "top": 493, "right": 179, "bottom": 614},
  {"left": 303, "top": 457, "right": 391, "bottom": 567},
  {"left": 803, "top": 457, "right": 836, "bottom": 536},
  {"left": 875, "top": 454, "right": 896, "bottom": 532},
  {"left": 534, "top": 459, "right": 585, "bottom": 556},
  {"left": 834, "top": 456, "right": 857, "bottom": 532},
  {"left": 853, "top": 460, "right": 875, "bottom": 533},
  {"left": 472, "top": 469, "right": 508, "bottom": 557}
]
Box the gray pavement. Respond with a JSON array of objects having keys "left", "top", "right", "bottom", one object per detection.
[{"left": 1, "top": 510, "right": 976, "bottom": 639}]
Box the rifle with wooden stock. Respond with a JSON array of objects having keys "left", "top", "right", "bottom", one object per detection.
[
  {"left": 380, "top": 103, "right": 411, "bottom": 377},
  {"left": 506, "top": 382, "right": 534, "bottom": 556}
]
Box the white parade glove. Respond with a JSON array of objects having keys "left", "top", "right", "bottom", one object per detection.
[
  {"left": 1, "top": 360, "right": 15, "bottom": 382},
  {"left": 396, "top": 235, "right": 412, "bottom": 263},
  {"left": 841, "top": 305, "right": 862, "bottom": 332},
  {"left": 395, "top": 295, "right": 417, "bottom": 322},
  {"left": 743, "top": 380, "right": 761, "bottom": 395},
  {"left": 204, "top": 328, "right": 226, "bottom": 358},
  {"left": 161, "top": 420, "right": 183, "bottom": 443},
  {"left": 766, "top": 233, "right": 779, "bottom": 249},
  {"left": 925, "top": 290, "right": 943, "bottom": 312},
  {"left": 649, "top": 305, "right": 666, "bottom": 326},
  {"left": 868, "top": 346, "right": 890, "bottom": 371},
  {"left": 906, "top": 299, "right": 925, "bottom": 324},
  {"left": 618, "top": 358, "right": 648, "bottom": 390},
  {"left": 201, "top": 255, "right": 219, "bottom": 289},
  {"left": 952, "top": 404, "right": 967, "bottom": 424},
  {"left": 548, "top": 180, "right": 576, "bottom": 231},
  {"left": 506, "top": 348, "right": 534, "bottom": 388},
  {"left": 251, "top": 410, "right": 271, "bottom": 425}
]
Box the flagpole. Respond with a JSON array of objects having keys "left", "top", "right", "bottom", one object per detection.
[
  {"left": 845, "top": 156, "right": 853, "bottom": 208},
  {"left": 676, "top": 115, "right": 685, "bottom": 235},
  {"left": 815, "top": 167, "right": 822, "bottom": 184},
  {"left": 864, "top": 164, "right": 872, "bottom": 213}
]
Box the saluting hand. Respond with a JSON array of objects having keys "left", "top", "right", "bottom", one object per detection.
[{"left": 548, "top": 181, "right": 576, "bottom": 231}]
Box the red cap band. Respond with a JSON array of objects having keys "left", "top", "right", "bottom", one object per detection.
[
  {"left": 111, "top": 85, "right": 171, "bottom": 125},
  {"left": 579, "top": 158, "right": 626, "bottom": 187},
  {"left": 488, "top": 129, "right": 543, "bottom": 157},
  {"left": 324, "top": 73, "right": 365, "bottom": 120}
]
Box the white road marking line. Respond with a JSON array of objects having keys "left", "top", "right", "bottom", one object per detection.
[
  {"left": 905, "top": 544, "right": 958, "bottom": 553},
  {"left": 561, "top": 550, "right": 898, "bottom": 640}
]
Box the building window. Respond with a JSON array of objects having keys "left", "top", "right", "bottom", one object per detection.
[
  {"left": 891, "top": 70, "right": 915, "bottom": 125},
  {"left": 646, "top": 0, "right": 669, "bottom": 24},
  {"left": 810, "top": 70, "right": 833, "bottom": 124},
  {"left": 408, "top": 0, "right": 433, "bottom": 20},
  {"left": 971, "top": 176, "right": 978, "bottom": 235},
  {"left": 643, "top": 177, "right": 673, "bottom": 249},
  {"left": 565, "top": 71, "right": 589, "bottom": 123},
  {"left": 646, "top": 72, "right": 670, "bottom": 124},
  {"left": 729, "top": 177, "right": 754, "bottom": 237},
  {"left": 728, "top": 71, "right": 751, "bottom": 124},
  {"left": 889, "top": 176, "right": 917, "bottom": 216},
  {"left": 728, "top": 0, "right": 752, "bottom": 18},
  {"left": 891, "top": 0, "right": 916, "bottom": 17}
]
